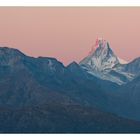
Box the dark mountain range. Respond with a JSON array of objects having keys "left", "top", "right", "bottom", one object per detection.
[{"left": 0, "top": 42, "right": 140, "bottom": 133}]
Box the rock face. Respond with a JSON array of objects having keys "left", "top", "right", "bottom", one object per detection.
[
  {"left": 0, "top": 47, "right": 76, "bottom": 108},
  {"left": 80, "top": 38, "right": 119, "bottom": 72},
  {"left": 80, "top": 38, "right": 140, "bottom": 85}
]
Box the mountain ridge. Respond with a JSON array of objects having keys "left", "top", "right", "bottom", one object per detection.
[{"left": 0, "top": 44, "right": 140, "bottom": 132}]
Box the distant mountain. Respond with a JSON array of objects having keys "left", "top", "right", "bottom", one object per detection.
[
  {"left": 79, "top": 38, "right": 140, "bottom": 85},
  {"left": 80, "top": 38, "right": 119, "bottom": 72},
  {"left": 0, "top": 46, "right": 140, "bottom": 132}
]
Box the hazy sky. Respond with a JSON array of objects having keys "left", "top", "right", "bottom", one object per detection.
[{"left": 0, "top": 7, "right": 140, "bottom": 65}]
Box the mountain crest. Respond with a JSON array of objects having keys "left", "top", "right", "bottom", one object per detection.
[
  {"left": 80, "top": 38, "right": 119, "bottom": 72},
  {"left": 79, "top": 38, "right": 140, "bottom": 85},
  {"left": 0, "top": 47, "right": 25, "bottom": 57},
  {"left": 79, "top": 38, "right": 130, "bottom": 84},
  {"left": 0, "top": 47, "right": 26, "bottom": 66},
  {"left": 95, "top": 38, "right": 108, "bottom": 48},
  {"left": 89, "top": 38, "right": 109, "bottom": 54}
]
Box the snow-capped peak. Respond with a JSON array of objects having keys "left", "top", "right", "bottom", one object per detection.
[
  {"left": 89, "top": 38, "right": 108, "bottom": 55},
  {"left": 79, "top": 38, "right": 139, "bottom": 85},
  {"left": 79, "top": 38, "right": 128, "bottom": 84},
  {"left": 80, "top": 38, "right": 119, "bottom": 72}
]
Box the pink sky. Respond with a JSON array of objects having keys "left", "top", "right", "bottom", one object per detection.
[{"left": 0, "top": 7, "right": 140, "bottom": 65}]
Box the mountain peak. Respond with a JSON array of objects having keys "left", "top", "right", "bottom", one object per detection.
[
  {"left": 79, "top": 38, "right": 121, "bottom": 83},
  {"left": 0, "top": 47, "right": 25, "bottom": 57},
  {"left": 67, "top": 61, "right": 79, "bottom": 70},
  {"left": 95, "top": 37, "right": 107, "bottom": 46},
  {"left": 89, "top": 39, "right": 128, "bottom": 65},
  {"left": 89, "top": 38, "right": 109, "bottom": 55},
  {"left": 0, "top": 47, "right": 26, "bottom": 66},
  {"left": 80, "top": 38, "right": 118, "bottom": 70},
  {"left": 79, "top": 38, "right": 135, "bottom": 84}
]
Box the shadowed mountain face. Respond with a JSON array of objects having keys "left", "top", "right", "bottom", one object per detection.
[
  {"left": 116, "top": 75, "right": 140, "bottom": 111},
  {"left": 0, "top": 46, "right": 140, "bottom": 133},
  {"left": 0, "top": 47, "right": 119, "bottom": 109},
  {"left": 1, "top": 104, "right": 140, "bottom": 133},
  {"left": 0, "top": 48, "right": 76, "bottom": 108}
]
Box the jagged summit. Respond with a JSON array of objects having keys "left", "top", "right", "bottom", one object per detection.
[
  {"left": 88, "top": 38, "right": 128, "bottom": 64},
  {"left": 89, "top": 38, "right": 109, "bottom": 54},
  {"left": 79, "top": 38, "right": 134, "bottom": 84},
  {"left": 80, "top": 38, "right": 119, "bottom": 72},
  {"left": 95, "top": 38, "right": 108, "bottom": 48}
]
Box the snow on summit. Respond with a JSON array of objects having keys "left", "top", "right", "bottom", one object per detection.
[
  {"left": 89, "top": 38, "right": 108, "bottom": 55},
  {"left": 79, "top": 38, "right": 131, "bottom": 85},
  {"left": 80, "top": 38, "right": 119, "bottom": 72}
]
